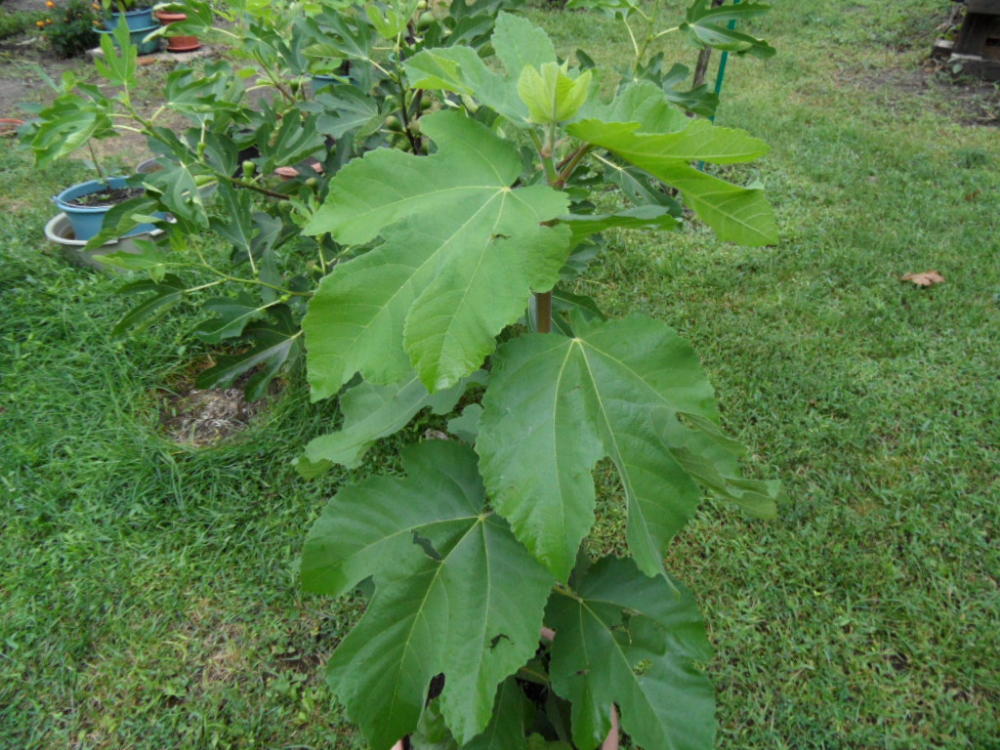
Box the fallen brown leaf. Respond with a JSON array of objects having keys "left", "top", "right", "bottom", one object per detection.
[{"left": 901, "top": 270, "right": 945, "bottom": 287}]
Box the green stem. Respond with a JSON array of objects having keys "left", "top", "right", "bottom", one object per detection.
[
  {"left": 197, "top": 265, "right": 311, "bottom": 296},
  {"left": 316, "top": 233, "right": 329, "bottom": 276},
  {"left": 219, "top": 173, "right": 290, "bottom": 200},
  {"left": 652, "top": 25, "right": 680, "bottom": 41},
  {"left": 553, "top": 144, "right": 593, "bottom": 189},
  {"left": 392, "top": 37, "right": 422, "bottom": 154},
  {"left": 253, "top": 50, "right": 296, "bottom": 104},
  {"left": 634, "top": 2, "right": 667, "bottom": 69},
  {"left": 184, "top": 278, "right": 228, "bottom": 294},
  {"left": 86, "top": 141, "right": 106, "bottom": 183},
  {"left": 531, "top": 129, "right": 558, "bottom": 184},
  {"left": 394, "top": 74, "right": 420, "bottom": 154},
  {"left": 147, "top": 105, "right": 167, "bottom": 124}
]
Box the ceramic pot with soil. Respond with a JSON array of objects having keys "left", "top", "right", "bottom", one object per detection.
[
  {"left": 154, "top": 10, "right": 202, "bottom": 52},
  {"left": 54, "top": 176, "right": 157, "bottom": 241}
]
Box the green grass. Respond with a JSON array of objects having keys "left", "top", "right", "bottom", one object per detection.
[
  {"left": 0, "top": 152, "right": 372, "bottom": 748},
  {"left": 0, "top": 10, "right": 44, "bottom": 41},
  {"left": 558, "top": 2, "right": 1000, "bottom": 748},
  {"left": 2, "top": 1, "right": 1000, "bottom": 748}
]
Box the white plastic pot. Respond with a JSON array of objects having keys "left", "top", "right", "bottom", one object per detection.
[{"left": 44, "top": 212, "right": 165, "bottom": 272}]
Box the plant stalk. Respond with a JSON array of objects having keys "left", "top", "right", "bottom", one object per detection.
[
  {"left": 86, "top": 141, "right": 106, "bottom": 183},
  {"left": 535, "top": 291, "right": 552, "bottom": 334}
]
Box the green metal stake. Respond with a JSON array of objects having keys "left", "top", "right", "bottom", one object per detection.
[
  {"left": 711, "top": 0, "right": 742, "bottom": 122},
  {"left": 698, "top": 0, "right": 742, "bottom": 170}
]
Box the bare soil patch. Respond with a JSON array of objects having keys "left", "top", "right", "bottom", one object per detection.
[
  {"left": 842, "top": 63, "right": 1000, "bottom": 127},
  {"left": 156, "top": 360, "right": 279, "bottom": 447},
  {"left": 0, "top": 37, "right": 79, "bottom": 115}
]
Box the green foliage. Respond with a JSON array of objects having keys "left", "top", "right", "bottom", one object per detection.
[
  {"left": 546, "top": 557, "right": 715, "bottom": 750},
  {"left": 303, "top": 441, "right": 553, "bottom": 747},
  {"left": 517, "top": 62, "right": 592, "bottom": 124},
  {"left": 477, "top": 315, "right": 726, "bottom": 581},
  {"left": 295, "top": 7, "right": 779, "bottom": 749},
  {"left": 303, "top": 110, "right": 571, "bottom": 396},
  {"left": 23, "top": 0, "right": 782, "bottom": 747},
  {"left": 5, "top": 0, "right": 1000, "bottom": 746},
  {"left": 680, "top": 0, "right": 776, "bottom": 59},
  {"left": 564, "top": 0, "right": 773, "bottom": 107},
  {"left": 568, "top": 118, "right": 776, "bottom": 245}
]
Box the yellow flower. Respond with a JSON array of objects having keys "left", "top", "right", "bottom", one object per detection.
[
  {"left": 46, "top": 1, "right": 55, "bottom": 7},
  {"left": 36, "top": 19, "right": 45, "bottom": 27}
]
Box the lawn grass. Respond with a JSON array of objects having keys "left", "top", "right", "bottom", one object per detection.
[{"left": 2, "top": 0, "right": 1000, "bottom": 748}]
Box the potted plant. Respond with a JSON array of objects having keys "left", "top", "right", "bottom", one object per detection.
[
  {"left": 153, "top": 1, "right": 201, "bottom": 52},
  {"left": 101, "top": 0, "right": 155, "bottom": 30},
  {"left": 54, "top": 174, "right": 156, "bottom": 241},
  {"left": 28, "top": 24, "right": 167, "bottom": 243},
  {"left": 44, "top": 212, "right": 168, "bottom": 271},
  {"left": 97, "top": 0, "right": 160, "bottom": 54}
]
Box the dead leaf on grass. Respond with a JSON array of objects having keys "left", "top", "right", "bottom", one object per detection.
[{"left": 901, "top": 270, "right": 945, "bottom": 287}]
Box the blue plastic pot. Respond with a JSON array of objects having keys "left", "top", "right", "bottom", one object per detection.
[
  {"left": 54, "top": 177, "right": 159, "bottom": 241},
  {"left": 104, "top": 6, "right": 155, "bottom": 31},
  {"left": 97, "top": 23, "right": 161, "bottom": 55}
]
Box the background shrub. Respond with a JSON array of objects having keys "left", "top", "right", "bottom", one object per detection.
[{"left": 40, "top": 0, "right": 99, "bottom": 58}]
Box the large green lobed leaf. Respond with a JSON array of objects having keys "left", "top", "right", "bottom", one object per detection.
[
  {"left": 477, "top": 315, "right": 719, "bottom": 581},
  {"left": 302, "top": 442, "right": 553, "bottom": 749},
  {"left": 568, "top": 116, "right": 778, "bottom": 246},
  {"left": 302, "top": 110, "right": 570, "bottom": 397},
  {"left": 547, "top": 557, "right": 715, "bottom": 750}
]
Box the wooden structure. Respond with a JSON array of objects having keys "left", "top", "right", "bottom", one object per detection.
[{"left": 951, "top": 0, "right": 1000, "bottom": 81}]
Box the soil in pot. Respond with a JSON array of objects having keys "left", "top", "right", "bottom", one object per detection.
[{"left": 62, "top": 185, "right": 145, "bottom": 208}]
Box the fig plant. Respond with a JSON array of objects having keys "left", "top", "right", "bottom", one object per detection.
[
  {"left": 26, "top": 0, "right": 781, "bottom": 746},
  {"left": 297, "top": 7, "right": 782, "bottom": 750}
]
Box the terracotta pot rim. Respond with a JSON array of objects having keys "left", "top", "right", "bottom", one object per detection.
[
  {"left": 155, "top": 10, "right": 187, "bottom": 22},
  {"left": 166, "top": 37, "right": 202, "bottom": 51},
  {"left": 0, "top": 118, "right": 25, "bottom": 136}
]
